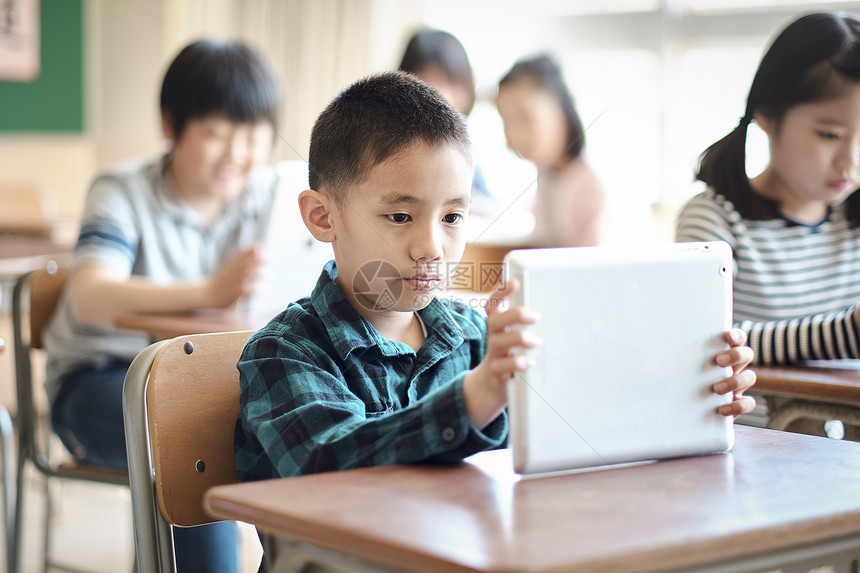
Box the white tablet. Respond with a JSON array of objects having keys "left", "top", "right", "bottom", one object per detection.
[
  {"left": 238, "top": 160, "right": 333, "bottom": 317},
  {"left": 505, "top": 241, "right": 734, "bottom": 475}
]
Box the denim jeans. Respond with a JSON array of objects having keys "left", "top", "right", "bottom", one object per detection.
[{"left": 51, "top": 359, "right": 239, "bottom": 573}]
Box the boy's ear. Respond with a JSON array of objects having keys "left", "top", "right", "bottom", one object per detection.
[{"left": 298, "top": 189, "right": 336, "bottom": 243}]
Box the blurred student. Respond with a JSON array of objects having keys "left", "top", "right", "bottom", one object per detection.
[
  {"left": 496, "top": 54, "right": 605, "bottom": 247},
  {"left": 399, "top": 28, "right": 494, "bottom": 214},
  {"left": 43, "top": 39, "right": 282, "bottom": 572},
  {"left": 676, "top": 12, "right": 860, "bottom": 368}
]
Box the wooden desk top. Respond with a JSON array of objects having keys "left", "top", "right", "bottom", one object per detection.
[
  {"left": 754, "top": 363, "right": 860, "bottom": 406},
  {"left": 115, "top": 308, "right": 270, "bottom": 341},
  {"left": 205, "top": 426, "right": 860, "bottom": 573},
  {"left": 115, "top": 291, "right": 491, "bottom": 341},
  {"left": 0, "top": 234, "right": 72, "bottom": 278}
]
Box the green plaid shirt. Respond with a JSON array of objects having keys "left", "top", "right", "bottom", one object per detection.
[{"left": 235, "top": 260, "right": 507, "bottom": 481}]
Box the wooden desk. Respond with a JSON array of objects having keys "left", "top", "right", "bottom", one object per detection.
[
  {"left": 205, "top": 426, "right": 860, "bottom": 573},
  {"left": 0, "top": 234, "right": 72, "bottom": 278},
  {"left": 115, "top": 291, "right": 492, "bottom": 341},
  {"left": 753, "top": 363, "right": 860, "bottom": 433},
  {"left": 754, "top": 363, "right": 860, "bottom": 406},
  {"left": 115, "top": 308, "right": 270, "bottom": 341}
]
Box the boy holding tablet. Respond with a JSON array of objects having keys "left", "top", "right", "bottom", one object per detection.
[{"left": 236, "top": 71, "right": 756, "bottom": 569}]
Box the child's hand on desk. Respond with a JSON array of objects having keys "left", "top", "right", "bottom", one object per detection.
[
  {"left": 463, "top": 279, "right": 541, "bottom": 429},
  {"left": 713, "top": 329, "right": 756, "bottom": 418},
  {"left": 207, "top": 243, "right": 264, "bottom": 307}
]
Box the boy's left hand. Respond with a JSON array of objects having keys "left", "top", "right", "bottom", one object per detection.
[{"left": 713, "top": 329, "right": 756, "bottom": 418}]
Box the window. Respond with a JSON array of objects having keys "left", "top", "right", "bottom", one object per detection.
[{"left": 421, "top": 0, "right": 860, "bottom": 242}]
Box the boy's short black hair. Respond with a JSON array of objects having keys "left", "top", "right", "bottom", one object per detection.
[
  {"left": 308, "top": 71, "right": 472, "bottom": 203},
  {"left": 160, "top": 40, "right": 280, "bottom": 139}
]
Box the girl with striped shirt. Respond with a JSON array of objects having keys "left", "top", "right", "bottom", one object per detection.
[{"left": 676, "top": 12, "right": 860, "bottom": 368}]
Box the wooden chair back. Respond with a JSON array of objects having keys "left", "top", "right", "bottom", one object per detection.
[
  {"left": 145, "top": 330, "right": 252, "bottom": 527},
  {"left": 26, "top": 265, "right": 69, "bottom": 349}
]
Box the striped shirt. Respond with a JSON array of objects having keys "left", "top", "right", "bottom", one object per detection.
[
  {"left": 675, "top": 189, "right": 860, "bottom": 365},
  {"left": 235, "top": 260, "right": 507, "bottom": 481}
]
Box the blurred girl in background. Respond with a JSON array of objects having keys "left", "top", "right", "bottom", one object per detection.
[
  {"left": 399, "top": 28, "right": 494, "bottom": 215},
  {"left": 496, "top": 54, "right": 605, "bottom": 247}
]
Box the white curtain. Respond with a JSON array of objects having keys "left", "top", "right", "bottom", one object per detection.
[{"left": 237, "top": 0, "right": 375, "bottom": 163}]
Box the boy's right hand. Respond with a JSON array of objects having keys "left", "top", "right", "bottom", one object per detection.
[
  {"left": 207, "top": 243, "right": 264, "bottom": 308},
  {"left": 462, "top": 279, "right": 541, "bottom": 429}
]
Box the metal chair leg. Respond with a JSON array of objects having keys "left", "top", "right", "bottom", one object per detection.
[
  {"left": 0, "top": 406, "right": 14, "bottom": 573},
  {"left": 42, "top": 474, "right": 51, "bottom": 573},
  {"left": 11, "top": 438, "right": 26, "bottom": 573}
]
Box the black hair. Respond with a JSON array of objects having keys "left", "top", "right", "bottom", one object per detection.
[
  {"left": 398, "top": 28, "right": 476, "bottom": 115},
  {"left": 498, "top": 54, "right": 586, "bottom": 161},
  {"left": 159, "top": 40, "right": 280, "bottom": 140},
  {"left": 697, "top": 12, "right": 860, "bottom": 223},
  {"left": 308, "top": 71, "right": 472, "bottom": 203}
]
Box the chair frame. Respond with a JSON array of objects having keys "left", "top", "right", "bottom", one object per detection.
[
  {"left": 123, "top": 330, "right": 253, "bottom": 573},
  {"left": 11, "top": 265, "right": 128, "bottom": 573},
  {"left": 126, "top": 330, "right": 395, "bottom": 573},
  {"left": 124, "top": 341, "right": 171, "bottom": 573},
  {"left": 0, "top": 338, "right": 14, "bottom": 573}
]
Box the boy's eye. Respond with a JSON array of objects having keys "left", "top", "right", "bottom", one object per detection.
[
  {"left": 387, "top": 213, "right": 411, "bottom": 223},
  {"left": 207, "top": 127, "right": 231, "bottom": 140},
  {"left": 443, "top": 213, "right": 463, "bottom": 224},
  {"left": 817, "top": 131, "right": 839, "bottom": 140}
]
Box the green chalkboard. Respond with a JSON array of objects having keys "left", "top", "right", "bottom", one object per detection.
[{"left": 0, "top": 0, "right": 83, "bottom": 132}]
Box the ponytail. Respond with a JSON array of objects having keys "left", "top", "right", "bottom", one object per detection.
[{"left": 696, "top": 115, "right": 779, "bottom": 220}]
